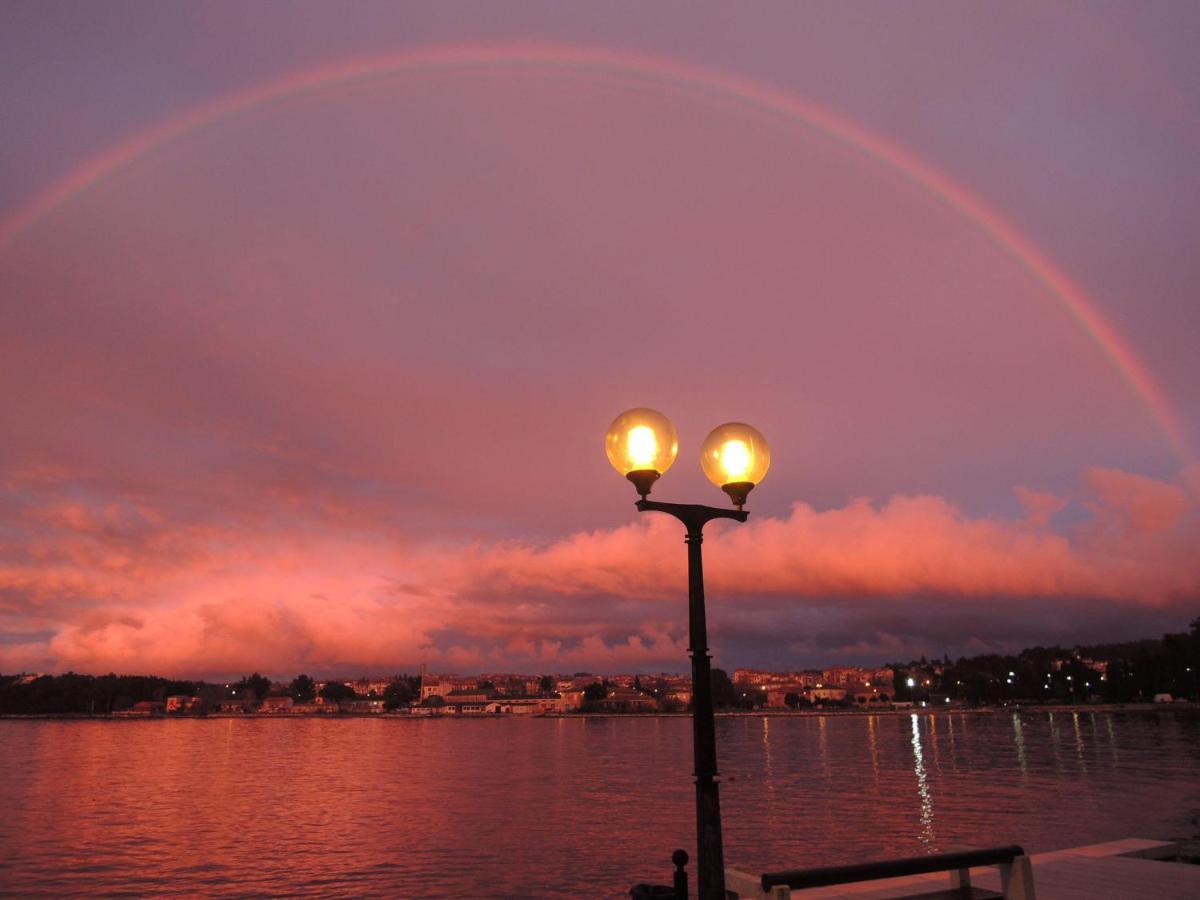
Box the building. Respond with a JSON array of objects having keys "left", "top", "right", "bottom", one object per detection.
[
  {"left": 419, "top": 672, "right": 483, "bottom": 701},
  {"left": 479, "top": 675, "right": 544, "bottom": 696},
  {"left": 446, "top": 696, "right": 492, "bottom": 710},
  {"left": 291, "top": 702, "right": 330, "bottom": 714},
  {"left": 558, "top": 675, "right": 603, "bottom": 693},
  {"left": 805, "top": 686, "right": 848, "bottom": 704},
  {"left": 122, "top": 701, "right": 165, "bottom": 716},
  {"left": 556, "top": 690, "right": 585, "bottom": 712},
  {"left": 486, "top": 697, "right": 550, "bottom": 715},
  {"left": 260, "top": 696, "right": 294, "bottom": 713},
  {"left": 345, "top": 678, "right": 392, "bottom": 697},
  {"left": 597, "top": 688, "right": 658, "bottom": 713},
  {"left": 165, "top": 695, "right": 203, "bottom": 714}
]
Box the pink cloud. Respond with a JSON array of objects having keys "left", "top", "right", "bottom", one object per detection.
[
  {"left": 1, "top": 464, "right": 1196, "bottom": 677},
  {"left": 452, "top": 469, "right": 1198, "bottom": 606},
  {"left": 1083, "top": 466, "right": 1188, "bottom": 535},
  {"left": 1014, "top": 486, "right": 1068, "bottom": 527}
]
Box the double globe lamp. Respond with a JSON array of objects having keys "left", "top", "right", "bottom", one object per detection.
[
  {"left": 606, "top": 408, "right": 769, "bottom": 508},
  {"left": 605, "top": 408, "right": 770, "bottom": 900}
]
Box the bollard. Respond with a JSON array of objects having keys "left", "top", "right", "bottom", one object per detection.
[{"left": 630, "top": 850, "right": 691, "bottom": 900}]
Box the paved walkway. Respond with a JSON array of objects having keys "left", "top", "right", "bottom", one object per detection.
[{"left": 730, "top": 838, "right": 1200, "bottom": 899}]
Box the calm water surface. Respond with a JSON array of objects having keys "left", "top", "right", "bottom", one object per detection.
[{"left": 1, "top": 710, "right": 1197, "bottom": 897}]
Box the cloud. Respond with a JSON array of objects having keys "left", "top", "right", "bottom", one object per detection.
[
  {"left": 1082, "top": 466, "right": 1188, "bottom": 535},
  {"left": 1014, "top": 486, "right": 1068, "bottom": 527},
  {"left": 449, "top": 467, "right": 1199, "bottom": 606},
  {"left": 0, "top": 464, "right": 1196, "bottom": 678}
]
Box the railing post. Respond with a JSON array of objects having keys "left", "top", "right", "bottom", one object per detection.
[
  {"left": 1001, "top": 855, "right": 1036, "bottom": 900},
  {"left": 950, "top": 866, "right": 970, "bottom": 890},
  {"left": 673, "top": 849, "right": 689, "bottom": 899}
]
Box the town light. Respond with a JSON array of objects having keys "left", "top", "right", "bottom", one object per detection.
[
  {"left": 606, "top": 408, "right": 679, "bottom": 498},
  {"left": 700, "top": 422, "right": 770, "bottom": 509}
]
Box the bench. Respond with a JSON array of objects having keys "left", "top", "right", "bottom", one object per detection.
[{"left": 726, "top": 845, "right": 1035, "bottom": 899}]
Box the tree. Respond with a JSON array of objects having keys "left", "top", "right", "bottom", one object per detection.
[
  {"left": 539, "top": 675, "right": 554, "bottom": 694},
  {"left": 784, "top": 692, "right": 801, "bottom": 709},
  {"left": 582, "top": 682, "right": 607, "bottom": 702},
  {"left": 320, "top": 682, "right": 356, "bottom": 702},
  {"left": 710, "top": 669, "right": 737, "bottom": 708},
  {"left": 290, "top": 674, "right": 316, "bottom": 703},
  {"left": 235, "top": 673, "right": 272, "bottom": 703},
  {"left": 383, "top": 677, "right": 417, "bottom": 710},
  {"left": 736, "top": 688, "right": 767, "bottom": 709}
]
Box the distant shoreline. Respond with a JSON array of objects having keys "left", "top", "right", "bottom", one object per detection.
[{"left": 2, "top": 701, "right": 1193, "bottom": 721}]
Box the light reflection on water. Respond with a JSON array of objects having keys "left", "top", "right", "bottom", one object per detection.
[
  {"left": 909, "top": 714, "right": 936, "bottom": 849},
  {"left": 0, "top": 710, "right": 1197, "bottom": 897},
  {"left": 1012, "top": 712, "right": 1027, "bottom": 779}
]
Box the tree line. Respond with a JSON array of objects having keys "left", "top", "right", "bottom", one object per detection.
[
  {"left": 0, "top": 671, "right": 421, "bottom": 716},
  {"left": 886, "top": 617, "right": 1200, "bottom": 706}
]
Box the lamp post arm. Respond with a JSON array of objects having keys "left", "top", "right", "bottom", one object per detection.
[{"left": 634, "top": 499, "right": 749, "bottom": 532}]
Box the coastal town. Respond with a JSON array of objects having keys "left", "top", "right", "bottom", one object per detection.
[
  {"left": 27, "top": 663, "right": 903, "bottom": 718},
  {"left": 6, "top": 627, "right": 1195, "bottom": 718}
]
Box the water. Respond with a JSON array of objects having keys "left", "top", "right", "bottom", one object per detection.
[{"left": 1, "top": 710, "right": 1197, "bottom": 897}]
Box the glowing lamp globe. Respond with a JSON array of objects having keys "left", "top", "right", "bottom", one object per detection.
[
  {"left": 606, "top": 408, "right": 678, "bottom": 498},
  {"left": 700, "top": 422, "right": 770, "bottom": 508}
]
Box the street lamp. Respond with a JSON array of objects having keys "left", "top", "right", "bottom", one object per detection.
[{"left": 607, "top": 408, "right": 769, "bottom": 900}]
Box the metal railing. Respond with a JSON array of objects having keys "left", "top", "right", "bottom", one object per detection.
[{"left": 761, "top": 844, "right": 1025, "bottom": 891}]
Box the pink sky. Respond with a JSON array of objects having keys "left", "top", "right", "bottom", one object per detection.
[{"left": 1, "top": 4, "right": 1197, "bottom": 677}]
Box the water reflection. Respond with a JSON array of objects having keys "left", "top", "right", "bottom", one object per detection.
[
  {"left": 817, "top": 715, "right": 829, "bottom": 782},
  {"left": 0, "top": 711, "right": 1197, "bottom": 897},
  {"left": 1012, "top": 712, "right": 1027, "bottom": 780},
  {"left": 928, "top": 713, "right": 941, "bottom": 772},
  {"left": 1072, "top": 712, "right": 1087, "bottom": 773},
  {"left": 867, "top": 715, "right": 880, "bottom": 788},
  {"left": 762, "top": 716, "right": 777, "bottom": 815},
  {"left": 1048, "top": 711, "right": 1064, "bottom": 774},
  {"left": 946, "top": 713, "right": 958, "bottom": 774},
  {"left": 909, "top": 714, "right": 937, "bottom": 849}
]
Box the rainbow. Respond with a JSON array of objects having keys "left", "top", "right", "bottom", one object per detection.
[{"left": 0, "top": 43, "right": 1190, "bottom": 462}]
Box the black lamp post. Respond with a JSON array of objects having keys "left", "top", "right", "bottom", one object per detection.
[{"left": 606, "top": 409, "right": 770, "bottom": 900}]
